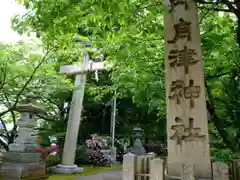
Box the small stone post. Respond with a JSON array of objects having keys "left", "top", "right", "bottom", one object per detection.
[
  {"left": 181, "top": 162, "right": 195, "bottom": 180},
  {"left": 150, "top": 158, "right": 164, "bottom": 180},
  {"left": 212, "top": 161, "right": 229, "bottom": 180},
  {"left": 0, "top": 93, "right": 47, "bottom": 180},
  {"left": 122, "top": 153, "right": 136, "bottom": 180}
]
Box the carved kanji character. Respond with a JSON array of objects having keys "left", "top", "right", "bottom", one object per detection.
[
  {"left": 170, "top": 117, "right": 206, "bottom": 145},
  {"left": 168, "top": 46, "right": 199, "bottom": 74},
  {"left": 168, "top": 18, "right": 191, "bottom": 44},
  {"left": 170, "top": 0, "right": 189, "bottom": 10},
  {"left": 183, "top": 118, "right": 206, "bottom": 141},
  {"left": 184, "top": 79, "right": 201, "bottom": 108},
  {"left": 170, "top": 117, "right": 187, "bottom": 145},
  {"left": 168, "top": 80, "right": 185, "bottom": 105}
]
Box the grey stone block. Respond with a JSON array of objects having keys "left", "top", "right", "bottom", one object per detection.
[
  {"left": 2, "top": 152, "right": 41, "bottom": 163},
  {"left": 0, "top": 162, "right": 47, "bottom": 180}
]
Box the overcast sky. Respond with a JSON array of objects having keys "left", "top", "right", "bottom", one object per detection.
[{"left": 0, "top": 0, "right": 26, "bottom": 43}]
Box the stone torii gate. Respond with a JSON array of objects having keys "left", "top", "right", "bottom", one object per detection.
[{"left": 52, "top": 51, "right": 111, "bottom": 174}]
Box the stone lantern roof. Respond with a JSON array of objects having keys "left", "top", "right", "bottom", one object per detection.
[{"left": 15, "top": 93, "right": 44, "bottom": 114}]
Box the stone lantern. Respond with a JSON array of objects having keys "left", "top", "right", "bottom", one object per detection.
[
  {"left": 9, "top": 93, "right": 44, "bottom": 152},
  {"left": 131, "top": 124, "right": 146, "bottom": 156},
  {"left": 0, "top": 93, "right": 47, "bottom": 180}
]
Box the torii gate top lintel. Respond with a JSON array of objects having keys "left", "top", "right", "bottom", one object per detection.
[{"left": 59, "top": 61, "right": 109, "bottom": 75}]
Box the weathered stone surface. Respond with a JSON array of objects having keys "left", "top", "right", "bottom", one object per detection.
[
  {"left": 122, "top": 153, "right": 136, "bottom": 180},
  {"left": 9, "top": 94, "right": 43, "bottom": 153},
  {"left": 181, "top": 162, "right": 195, "bottom": 180},
  {"left": 148, "top": 152, "right": 157, "bottom": 159},
  {"left": 2, "top": 152, "right": 41, "bottom": 163},
  {"left": 150, "top": 158, "right": 164, "bottom": 180},
  {"left": 164, "top": 0, "right": 212, "bottom": 177},
  {"left": 0, "top": 94, "right": 47, "bottom": 180},
  {"left": 131, "top": 125, "right": 146, "bottom": 156},
  {"left": 212, "top": 161, "right": 229, "bottom": 180},
  {"left": 50, "top": 164, "right": 84, "bottom": 174},
  {"left": 0, "top": 162, "right": 47, "bottom": 180},
  {"left": 59, "top": 52, "right": 109, "bottom": 170}
]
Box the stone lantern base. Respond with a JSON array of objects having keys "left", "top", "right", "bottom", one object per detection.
[{"left": 0, "top": 152, "right": 48, "bottom": 180}]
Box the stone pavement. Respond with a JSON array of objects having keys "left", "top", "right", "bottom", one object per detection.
[{"left": 74, "top": 170, "right": 122, "bottom": 180}]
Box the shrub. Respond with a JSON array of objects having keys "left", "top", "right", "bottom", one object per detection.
[
  {"left": 44, "top": 155, "right": 60, "bottom": 168},
  {"left": 36, "top": 135, "right": 51, "bottom": 148},
  {"left": 36, "top": 146, "right": 49, "bottom": 161},
  {"left": 211, "top": 147, "right": 233, "bottom": 163},
  {"left": 36, "top": 144, "right": 58, "bottom": 161},
  {"left": 75, "top": 144, "right": 92, "bottom": 165},
  {"left": 89, "top": 150, "right": 111, "bottom": 167},
  {"left": 86, "top": 138, "right": 111, "bottom": 167},
  {"left": 115, "top": 139, "right": 125, "bottom": 162},
  {"left": 144, "top": 140, "right": 167, "bottom": 156}
]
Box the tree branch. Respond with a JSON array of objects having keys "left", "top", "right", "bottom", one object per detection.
[
  {"left": 205, "top": 71, "right": 231, "bottom": 80},
  {"left": 0, "top": 118, "right": 9, "bottom": 140},
  {"left": 0, "top": 135, "right": 9, "bottom": 151},
  {"left": 198, "top": 6, "right": 234, "bottom": 12},
  {"left": 9, "top": 110, "right": 17, "bottom": 144},
  {"left": 13, "top": 50, "right": 50, "bottom": 107},
  {"left": 221, "top": 0, "right": 240, "bottom": 18},
  {"left": 37, "top": 114, "right": 57, "bottom": 122},
  {"left": 0, "top": 50, "right": 51, "bottom": 118},
  {"left": 0, "top": 64, "right": 7, "bottom": 90}
]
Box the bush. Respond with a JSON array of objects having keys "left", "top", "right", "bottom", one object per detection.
[
  {"left": 90, "top": 135, "right": 126, "bottom": 162},
  {"left": 36, "top": 146, "right": 50, "bottom": 161},
  {"left": 115, "top": 139, "right": 125, "bottom": 162},
  {"left": 89, "top": 150, "right": 111, "bottom": 167},
  {"left": 44, "top": 155, "right": 61, "bottom": 168},
  {"left": 86, "top": 138, "right": 111, "bottom": 167},
  {"left": 144, "top": 140, "right": 167, "bottom": 156},
  {"left": 211, "top": 147, "right": 234, "bottom": 163},
  {"left": 36, "top": 135, "right": 51, "bottom": 148},
  {"left": 36, "top": 144, "right": 58, "bottom": 161},
  {"left": 75, "top": 145, "right": 92, "bottom": 165}
]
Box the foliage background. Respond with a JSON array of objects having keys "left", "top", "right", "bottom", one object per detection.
[{"left": 0, "top": 0, "right": 239, "bottom": 163}]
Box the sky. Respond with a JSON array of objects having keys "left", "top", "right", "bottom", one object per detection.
[
  {"left": 0, "top": 0, "right": 26, "bottom": 43},
  {"left": 0, "top": 1, "right": 26, "bottom": 130}
]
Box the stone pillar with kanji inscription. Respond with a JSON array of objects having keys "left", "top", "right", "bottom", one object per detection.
[{"left": 164, "top": 0, "right": 212, "bottom": 178}]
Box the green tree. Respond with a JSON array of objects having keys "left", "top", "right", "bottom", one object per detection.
[
  {"left": 11, "top": 0, "right": 240, "bottom": 160},
  {"left": 0, "top": 39, "right": 73, "bottom": 150}
]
